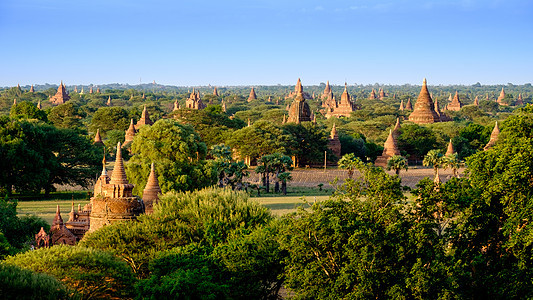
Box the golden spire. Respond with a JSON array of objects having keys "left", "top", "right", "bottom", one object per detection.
[{"left": 109, "top": 142, "right": 129, "bottom": 185}]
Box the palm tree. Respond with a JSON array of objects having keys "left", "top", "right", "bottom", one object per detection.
[
  {"left": 338, "top": 153, "right": 362, "bottom": 179},
  {"left": 423, "top": 149, "right": 444, "bottom": 183},
  {"left": 278, "top": 172, "right": 292, "bottom": 195},
  {"left": 442, "top": 153, "right": 461, "bottom": 178},
  {"left": 386, "top": 155, "right": 408, "bottom": 176}
]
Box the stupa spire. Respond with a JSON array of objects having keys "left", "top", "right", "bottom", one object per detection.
[
  {"left": 484, "top": 122, "right": 500, "bottom": 150},
  {"left": 109, "top": 142, "right": 129, "bottom": 185},
  {"left": 94, "top": 129, "right": 103, "bottom": 145},
  {"left": 445, "top": 139, "right": 455, "bottom": 156},
  {"left": 53, "top": 205, "right": 64, "bottom": 226},
  {"left": 408, "top": 78, "right": 441, "bottom": 124},
  {"left": 143, "top": 162, "right": 162, "bottom": 214}
]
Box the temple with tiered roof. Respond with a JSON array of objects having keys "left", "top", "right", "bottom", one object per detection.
[
  {"left": 50, "top": 81, "right": 70, "bottom": 105},
  {"left": 287, "top": 78, "right": 312, "bottom": 124}
]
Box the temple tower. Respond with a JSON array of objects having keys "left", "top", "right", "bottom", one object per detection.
[
  {"left": 405, "top": 98, "right": 413, "bottom": 110},
  {"left": 483, "top": 122, "right": 500, "bottom": 150},
  {"left": 89, "top": 142, "right": 144, "bottom": 232},
  {"left": 326, "top": 83, "right": 356, "bottom": 118},
  {"left": 50, "top": 81, "right": 71, "bottom": 105},
  {"left": 143, "top": 163, "right": 162, "bottom": 214},
  {"left": 408, "top": 78, "right": 441, "bottom": 124},
  {"left": 445, "top": 139, "right": 455, "bottom": 156},
  {"left": 327, "top": 124, "right": 342, "bottom": 158},
  {"left": 375, "top": 130, "right": 401, "bottom": 167},
  {"left": 248, "top": 87, "right": 257, "bottom": 102},
  {"left": 94, "top": 129, "right": 104, "bottom": 146},
  {"left": 287, "top": 78, "right": 312, "bottom": 124},
  {"left": 135, "top": 106, "right": 154, "bottom": 129},
  {"left": 446, "top": 91, "right": 463, "bottom": 111},
  {"left": 497, "top": 88, "right": 506, "bottom": 105},
  {"left": 124, "top": 119, "right": 136, "bottom": 145}
]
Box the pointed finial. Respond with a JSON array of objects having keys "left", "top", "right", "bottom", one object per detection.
[{"left": 423, "top": 78, "right": 427, "bottom": 85}]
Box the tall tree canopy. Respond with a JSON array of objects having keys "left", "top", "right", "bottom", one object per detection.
[{"left": 126, "top": 118, "right": 214, "bottom": 195}]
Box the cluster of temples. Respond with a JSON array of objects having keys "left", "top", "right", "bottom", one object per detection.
[{"left": 35, "top": 143, "right": 161, "bottom": 248}]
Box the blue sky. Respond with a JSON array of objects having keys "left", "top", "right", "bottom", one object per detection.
[{"left": 0, "top": 0, "right": 531, "bottom": 86}]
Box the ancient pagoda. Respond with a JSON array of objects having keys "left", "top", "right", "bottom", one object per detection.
[
  {"left": 497, "top": 88, "right": 506, "bottom": 105},
  {"left": 185, "top": 89, "right": 206, "bottom": 110},
  {"left": 392, "top": 118, "right": 401, "bottom": 139},
  {"left": 369, "top": 89, "right": 377, "bottom": 100},
  {"left": 375, "top": 129, "right": 401, "bottom": 167},
  {"left": 322, "top": 81, "right": 334, "bottom": 101},
  {"left": 327, "top": 124, "right": 341, "bottom": 158},
  {"left": 408, "top": 78, "right": 441, "bottom": 124},
  {"left": 287, "top": 78, "right": 312, "bottom": 124},
  {"left": 143, "top": 163, "right": 162, "bottom": 214},
  {"left": 50, "top": 81, "right": 70, "bottom": 105},
  {"left": 135, "top": 106, "right": 154, "bottom": 130},
  {"left": 213, "top": 87, "right": 219, "bottom": 97},
  {"left": 94, "top": 129, "right": 104, "bottom": 146},
  {"left": 29, "top": 85, "right": 34, "bottom": 93},
  {"left": 379, "top": 88, "right": 386, "bottom": 100},
  {"left": 399, "top": 100, "right": 405, "bottom": 111},
  {"left": 516, "top": 94, "right": 524, "bottom": 106},
  {"left": 445, "top": 139, "right": 455, "bottom": 156},
  {"left": 446, "top": 91, "right": 463, "bottom": 111},
  {"left": 124, "top": 119, "right": 136, "bottom": 145},
  {"left": 483, "top": 122, "right": 500, "bottom": 151},
  {"left": 473, "top": 96, "right": 479, "bottom": 106},
  {"left": 173, "top": 99, "right": 180, "bottom": 111},
  {"left": 325, "top": 83, "right": 356, "bottom": 118},
  {"left": 434, "top": 97, "right": 451, "bottom": 122},
  {"left": 405, "top": 98, "right": 413, "bottom": 110},
  {"left": 89, "top": 142, "right": 144, "bottom": 232},
  {"left": 107, "top": 96, "right": 111, "bottom": 106},
  {"left": 248, "top": 87, "right": 257, "bottom": 102}
]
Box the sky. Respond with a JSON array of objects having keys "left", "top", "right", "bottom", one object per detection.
[{"left": 0, "top": 0, "right": 532, "bottom": 86}]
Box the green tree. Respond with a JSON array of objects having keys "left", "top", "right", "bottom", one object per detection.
[
  {"left": 172, "top": 106, "right": 244, "bottom": 148},
  {"left": 81, "top": 187, "right": 273, "bottom": 278},
  {"left": 279, "top": 162, "right": 418, "bottom": 299},
  {"left": 386, "top": 155, "right": 408, "bottom": 176},
  {"left": 210, "top": 144, "right": 249, "bottom": 190},
  {"left": 282, "top": 123, "right": 329, "bottom": 167},
  {"left": 9, "top": 101, "right": 47, "bottom": 121},
  {"left": 4, "top": 245, "right": 136, "bottom": 299},
  {"left": 0, "top": 263, "right": 70, "bottom": 300},
  {"left": 442, "top": 153, "right": 461, "bottom": 177},
  {"left": 226, "top": 120, "right": 290, "bottom": 162},
  {"left": 89, "top": 107, "right": 130, "bottom": 134},
  {"left": 126, "top": 118, "right": 213, "bottom": 195},
  {"left": 48, "top": 102, "right": 85, "bottom": 129},
  {"left": 338, "top": 153, "right": 361, "bottom": 179},
  {"left": 423, "top": 149, "right": 444, "bottom": 181},
  {"left": 277, "top": 172, "right": 292, "bottom": 195},
  {"left": 0, "top": 118, "right": 101, "bottom": 195},
  {"left": 398, "top": 123, "right": 438, "bottom": 161}
]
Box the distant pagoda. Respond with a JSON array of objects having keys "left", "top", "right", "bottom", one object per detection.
[
  {"left": 446, "top": 91, "right": 463, "bottom": 111},
  {"left": 248, "top": 87, "right": 257, "bottom": 102},
  {"left": 287, "top": 78, "right": 312, "bottom": 124},
  {"left": 50, "top": 81, "right": 70, "bottom": 105},
  {"left": 408, "top": 78, "right": 441, "bottom": 124},
  {"left": 135, "top": 106, "right": 154, "bottom": 129},
  {"left": 369, "top": 89, "right": 377, "bottom": 100},
  {"left": 375, "top": 129, "right": 401, "bottom": 167},
  {"left": 327, "top": 124, "right": 342, "bottom": 158},
  {"left": 497, "top": 87, "right": 506, "bottom": 105},
  {"left": 185, "top": 89, "right": 206, "bottom": 110},
  {"left": 483, "top": 122, "right": 500, "bottom": 151},
  {"left": 325, "top": 83, "right": 357, "bottom": 118}
]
